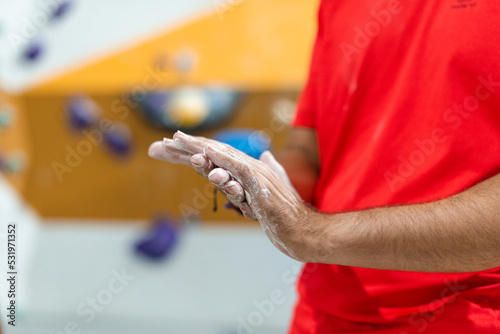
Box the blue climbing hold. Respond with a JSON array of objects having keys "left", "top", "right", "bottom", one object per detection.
[{"left": 213, "top": 128, "right": 271, "bottom": 159}]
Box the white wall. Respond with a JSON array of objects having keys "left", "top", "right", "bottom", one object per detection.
[
  {"left": 0, "top": 0, "right": 218, "bottom": 93},
  {"left": 0, "top": 175, "right": 41, "bottom": 331}
]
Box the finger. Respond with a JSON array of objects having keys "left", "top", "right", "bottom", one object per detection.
[
  {"left": 240, "top": 202, "right": 257, "bottom": 220},
  {"left": 193, "top": 136, "right": 225, "bottom": 147},
  {"left": 260, "top": 151, "right": 299, "bottom": 197},
  {"left": 190, "top": 154, "right": 214, "bottom": 177},
  {"left": 204, "top": 145, "right": 256, "bottom": 188},
  {"left": 259, "top": 151, "right": 292, "bottom": 186},
  {"left": 259, "top": 151, "right": 285, "bottom": 175},
  {"left": 209, "top": 170, "right": 246, "bottom": 207},
  {"left": 208, "top": 168, "right": 231, "bottom": 186},
  {"left": 223, "top": 180, "right": 245, "bottom": 205},
  {"left": 173, "top": 131, "right": 210, "bottom": 155},
  {"left": 148, "top": 141, "right": 192, "bottom": 165},
  {"left": 163, "top": 138, "right": 190, "bottom": 156}
]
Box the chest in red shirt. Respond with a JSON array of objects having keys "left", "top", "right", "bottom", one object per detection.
[{"left": 292, "top": 0, "right": 500, "bottom": 332}]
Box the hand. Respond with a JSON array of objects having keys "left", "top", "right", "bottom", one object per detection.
[
  {"left": 149, "top": 134, "right": 255, "bottom": 218},
  {"left": 170, "top": 131, "right": 316, "bottom": 261},
  {"left": 148, "top": 136, "right": 218, "bottom": 166}
]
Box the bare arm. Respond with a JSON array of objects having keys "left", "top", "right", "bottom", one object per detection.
[
  {"left": 308, "top": 173, "right": 500, "bottom": 273},
  {"left": 166, "top": 131, "right": 500, "bottom": 273},
  {"left": 276, "top": 128, "right": 319, "bottom": 202}
]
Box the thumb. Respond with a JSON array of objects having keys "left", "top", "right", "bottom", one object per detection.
[{"left": 259, "top": 151, "right": 293, "bottom": 188}]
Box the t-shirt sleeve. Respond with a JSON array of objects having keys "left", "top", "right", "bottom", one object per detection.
[{"left": 293, "top": 72, "right": 317, "bottom": 128}]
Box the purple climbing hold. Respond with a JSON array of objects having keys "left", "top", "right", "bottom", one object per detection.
[
  {"left": 23, "top": 40, "right": 43, "bottom": 61},
  {"left": 135, "top": 217, "right": 180, "bottom": 260},
  {"left": 67, "top": 95, "right": 100, "bottom": 129},
  {"left": 52, "top": 0, "right": 73, "bottom": 19},
  {"left": 103, "top": 122, "right": 132, "bottom": 156}
]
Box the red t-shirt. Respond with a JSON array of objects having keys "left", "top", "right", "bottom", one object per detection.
[{"left": 291, "top": 0, "right": 500, "bottom": 333}]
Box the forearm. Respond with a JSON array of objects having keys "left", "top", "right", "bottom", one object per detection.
[
  {"left": 277, "top": 127, "right": 320, "bottom": 202},
  {"left": 277, "top": 148, "right": 318, "bottom": 202},
  {"left": 305, "top": 173, "right": 500, "bottom": 273}
]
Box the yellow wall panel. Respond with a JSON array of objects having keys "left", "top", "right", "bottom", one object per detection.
[{"left": 21, "top": 92, "right": 296, "bottom": 221}]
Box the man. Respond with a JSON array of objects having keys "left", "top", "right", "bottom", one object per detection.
[{"left": 148, "top": 0, "right": 500, "bottom": 332}]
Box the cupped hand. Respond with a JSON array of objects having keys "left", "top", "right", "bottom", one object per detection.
[
  {"left": 148, "top": 133, "right": 254, "bottom": 219},
  {"left": 167, "top": 131, "right": 312, "bottom": 261}
]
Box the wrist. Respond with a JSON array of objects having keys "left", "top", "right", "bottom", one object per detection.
[
  {"left": 291, "top": 208, "right": 354, "bottom": 264},
  {"left": 285, "top": 205, "right": 330, "bottom": 263}
]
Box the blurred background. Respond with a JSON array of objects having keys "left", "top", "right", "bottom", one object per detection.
[{"left": 0, "top": 0, "right": 318, "bottom": 332}]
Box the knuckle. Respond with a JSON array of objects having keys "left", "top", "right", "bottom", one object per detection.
[{"left": 240, "top": 164, "right": 252, "bottom": 175}]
